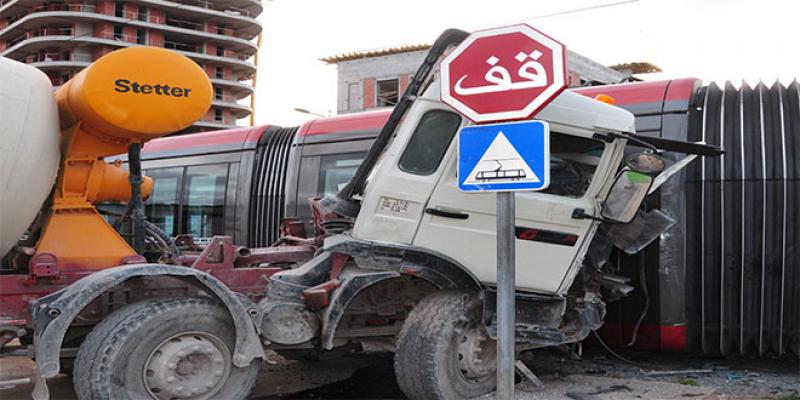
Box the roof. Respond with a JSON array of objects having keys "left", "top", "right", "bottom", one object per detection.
[
  {"left": 133, "top": 78, "right": 701, "bottom": 160},
  {"left": 298, "top": 109, "right": 391, "bottom": 136},
  {"left": 573, "top": 78, "right": 699, "bottom": 106},
  {"left": 322, "top": 44, "right": 628, "bottom": 85},
  {"left": 142, "top": 125, "right": 269, "bottom": 159},
  {"left": 320, "top": 44, "right": 431, "bottom": 64}
]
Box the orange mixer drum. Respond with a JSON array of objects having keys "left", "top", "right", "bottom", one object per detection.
[{"left": 58, "top": 46, "right": 213, "bottom": 141}]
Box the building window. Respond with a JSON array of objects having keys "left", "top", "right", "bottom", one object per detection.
[
  {"left": 61, "top": 51, "right": 70, "bottom": 60},
  {"left": 376, "top": 78, "right": 399, "bottom": 107},
  {"left": 214, "top": 87, "right": 223, "bottom": 100},
  {"left": 115, "top": 2, "right": 125, "bottom": 18},
  {"left": 217, "top": 23, "right": 226, "bottom": 35},
  {"left": 138, "top": 6, "right": 148, "bottom": 21},
  {"left": 113, "top": 25, "right": 124, "bottom": 40},
  {"left": 61, "top": 73, "right": 71, "bottom": 84},
  {"left": 346, "top": 82, "right": 360, "bottom": 112},
  {"left": 215, "top": 66, "right": 224, "bottom": 79},
  {"left": 214, "top": 109, "right": 223, "bottom": 122},
  {"left": 216, "top": 45, "right": 225, "bottom": 57},
  {"left": 136, "top": 29, "right": 146, "bottom": 44}
]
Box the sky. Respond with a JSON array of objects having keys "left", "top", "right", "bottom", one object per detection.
[{"left": 251, "top": 0, "right": 799, "bottom": 127}]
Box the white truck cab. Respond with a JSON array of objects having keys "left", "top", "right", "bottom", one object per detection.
[{"left": 353, "top": 83, "right": 634, "bottom": 294}]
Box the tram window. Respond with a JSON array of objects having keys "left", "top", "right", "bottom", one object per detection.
[
  {"left": 145, "top": 167, "right": 183, "bottom": 237},
  {"left": 318, "top": 153, "right": 366, "bottom": 196},
  {"left": 183, "top": 164, "right": 228, "bottom": 239}
]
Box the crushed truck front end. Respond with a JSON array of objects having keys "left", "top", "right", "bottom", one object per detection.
[{"left": 352, "top": 82, "right": 635, "bottom": 294}]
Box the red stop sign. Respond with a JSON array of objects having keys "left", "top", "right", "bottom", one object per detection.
[{"left": 441, "top": 24, "right": 567, "bottom": 123}]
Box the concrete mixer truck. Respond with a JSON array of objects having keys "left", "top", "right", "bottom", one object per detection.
[{"left": 0, "top": 29, "right": 722, "bottom": 400}]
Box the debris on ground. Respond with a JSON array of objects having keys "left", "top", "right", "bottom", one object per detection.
[
  {"left": 516, "top": 360, "right": 544, "bottom": 388},
  {"left": 1, "top": 347, "right": 797, "bottom": 399},
  {"left": 644, "top": 369, "right": 714, "bottom": 377}
]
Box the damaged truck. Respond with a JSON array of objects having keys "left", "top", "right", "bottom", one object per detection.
[{"left": 0, "top": 28, "right": 721, "bottom": 400}]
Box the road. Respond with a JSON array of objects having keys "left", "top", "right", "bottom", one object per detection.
[{"left": 1, "top": 348, "right": 797, "bottom": 399}]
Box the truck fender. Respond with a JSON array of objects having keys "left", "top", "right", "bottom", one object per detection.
[
  {"left": 31, "top": 263, "right": 265, "bottom": 379},
  {"left": 319, "top": 238, "right": 485, "bottom": 349},
  {"left": 325, "top": 235, "right": 483, "bottom": 291},
  {"left": 320, "top": 269, "right": 400, "bottom": 349}
]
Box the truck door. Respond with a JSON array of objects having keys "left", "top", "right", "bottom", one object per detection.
[
  {"left": 351, "top": 107, "right": 465, "bottom": 245},
  {"left": 413, "top": 129, "right": 611, "bottom": 294}
]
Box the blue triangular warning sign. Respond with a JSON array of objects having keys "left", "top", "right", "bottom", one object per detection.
[{"left": 458, "top": 121, "right": 550, "bottom": 192}]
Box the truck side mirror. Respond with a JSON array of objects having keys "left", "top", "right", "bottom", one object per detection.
[
  {"left": 601, "top": 170, "right": 653, "bottom": 223},
  {"left": 627, "top": 152, "right": 665, "bottom": 175}
]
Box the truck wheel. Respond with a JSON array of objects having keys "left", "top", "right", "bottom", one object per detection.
[
  {"left": 394, "top": 291, "right": 496, "bottom": 400},
  {"left": 74, "top": 297, "right": 260, "bottom": 400}
]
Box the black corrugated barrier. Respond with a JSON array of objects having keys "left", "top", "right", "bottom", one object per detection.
[
  {"left": 248, "top": 126, "right": 298, "bottom": 248},
  {"left": 686, "top": 80, "right": 799, "bottom": 357}
]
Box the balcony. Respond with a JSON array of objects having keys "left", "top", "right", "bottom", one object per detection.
[
  {"left": 0, "top": 6, "right": 257, "bottom": 52},
  {"left": 4, "top": 32, "right": 255, "bottom": 76},
  {"left": 7, "top": 26, "right": 72, "bottom": 47},
  {"left": 165, "top": 16, "right": 203, "bottom": 31},
  {"left": 128, "top": 0, "right": 261, "bottom": 37},
  {"left": 163, "top": 39, "right": 201, "bottom": 54},
  {"left": 169, "top": 0, "right": 262, "bottom": 18},
  {"left": 111, "top": 8, "right": 164, "bottom": 24},
  {"left": 6, "top": 3, "right": 159, "bottom": 23},
  {"left": 161, "top": 15, "right": 253, "bottom": 40},
  {"left": 212, "top": 98, "right": 251, "bottom": 116},
  {"left": 211, "top": 78, "right": 254, "bottom": 96},
  {"left": 23, "top": 51, "right": 92, "bottom": 64},
  {"left": 193, "top": 119, "right": 236, "bottom": 130},
  {"left": 213, "top": 90, "right": 253, "bottom": 102}
]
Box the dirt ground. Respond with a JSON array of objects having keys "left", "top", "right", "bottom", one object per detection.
[{"left": 1, "top": 348, "right": 797, "bottom": 399}]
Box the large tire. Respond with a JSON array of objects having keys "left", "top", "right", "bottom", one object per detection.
[
  {"left": 74, "top": 297, "right": 260, "bottom": 400},
  {"left": 394, "top": 291, "right": 496, "bottom": 400}
]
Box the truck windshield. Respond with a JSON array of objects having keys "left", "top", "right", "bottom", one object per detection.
[{"left": 542, "top": 133, "right": 605, "bottom": 198}]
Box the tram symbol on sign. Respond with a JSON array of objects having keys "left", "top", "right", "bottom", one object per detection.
[
  {"left": 457, "top": 121, "right": 550, "bottom": 192},
  {"left": 476, "top": 161, "right": 526, "bottom": 181}
]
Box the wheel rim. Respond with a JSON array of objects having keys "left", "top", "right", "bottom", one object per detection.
[
  {"left": 143, "top": 331, "right": 232, "bottom": 400},
  {"left": 456, "top": 325, "right": 497, "bottom": 382}
]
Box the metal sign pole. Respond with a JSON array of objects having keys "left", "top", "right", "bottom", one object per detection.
[{"left": 496, "top": 191, "right": 515, "bottom": 400}]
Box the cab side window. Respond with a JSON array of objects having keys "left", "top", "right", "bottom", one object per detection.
[{"left": 398, "top": 110, "right": 462, "bottom": 175}]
